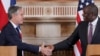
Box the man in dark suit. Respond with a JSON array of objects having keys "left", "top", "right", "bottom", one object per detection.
[
  {"left": 0, "top": 6, "right": 51, "bottom": 56},
  {"left": 45, "top": 4, "right": 100, "bottom": 56}
]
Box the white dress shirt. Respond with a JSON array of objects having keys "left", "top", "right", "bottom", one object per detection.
[{"left": 88, "top": 17, "right": 98, "bottom": 36}]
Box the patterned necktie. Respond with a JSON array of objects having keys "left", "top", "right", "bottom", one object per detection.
[
  {"left": 88, "top": 23, "right": 93, "bottom": 44},
  {"left": 16, "top": 26, "right": 22, "bottom": 39}
]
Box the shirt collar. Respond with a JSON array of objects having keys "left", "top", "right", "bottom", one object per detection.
[
  {"left": 89, "top": 17, "right": 98, "bottom": 26},
  {"left": 10, "top": 20, "right": 18, "bottom": 28}
]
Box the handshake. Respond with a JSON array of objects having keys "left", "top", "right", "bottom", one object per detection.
[{"left": 40, "top": 43, "right": 54, "bottom": 56}]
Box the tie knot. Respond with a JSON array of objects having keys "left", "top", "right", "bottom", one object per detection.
[
  {"left": 16, "top": 27, "right": 19, "bottom": 33},
  {"left": 90, "top": 23, "right": 92, "bottom": 26},
  {"left": 16, "top": 26, "right": 21, "bottom": 33},
  {"left": 89, "top": 23, "right": 93, "bottom": 28},
  {"left": 16, "top": 26, "right": 20, "bottom": 30},
  {"left": 16, "top": 27, "right": 19, "bottom": 29}
]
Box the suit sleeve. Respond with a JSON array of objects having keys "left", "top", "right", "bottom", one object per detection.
[{"left": 0, "top": 28, "right": 39, "bottom": 54}]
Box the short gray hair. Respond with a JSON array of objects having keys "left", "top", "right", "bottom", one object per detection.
[{"left": 8, "top": 6, "right": 22, "bottom": 20}]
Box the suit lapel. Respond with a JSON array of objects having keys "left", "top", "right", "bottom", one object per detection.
[
  {"left": 8, "top": 22, "right": 21, "bottom": 40},
  {"left": 81, "top": 22, "right": 88, "bottom": 44},
  {"left": 92, "top": 18, "right": 100, "bottom": 42},
  {"left": 84, "top": 22, "right": 88, "bottom": 44}
]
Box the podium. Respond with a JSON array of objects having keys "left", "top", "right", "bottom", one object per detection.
[
  {"left": 86, "top": 44, "right": 100, "bottom": 56},
  {"left": 0, "top": 46, "right": 17, "bottom": 56}
]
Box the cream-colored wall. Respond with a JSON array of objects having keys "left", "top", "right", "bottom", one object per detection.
[{"left": 21, "top": 18, "right": 75, "bottom": 45}]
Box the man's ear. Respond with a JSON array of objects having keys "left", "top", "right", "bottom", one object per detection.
[{"left": 12, "top": 13, "right": 17, "bottom": 18}]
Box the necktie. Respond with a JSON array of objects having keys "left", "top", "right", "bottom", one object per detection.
[
  {"left": 16, "top": 26, "right": 23, "bottom": 55},
  {"left": 88, "top": 23, "right": 93, "bottom": 44},
  {"left": 16, "top": 26, "right": 22, "bottom": 39}
]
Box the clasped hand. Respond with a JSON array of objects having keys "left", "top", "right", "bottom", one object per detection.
[{"left": 40, "top": 43, "right": 54, "bottom": 56}]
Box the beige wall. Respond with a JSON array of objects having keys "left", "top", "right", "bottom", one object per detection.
[{"left": 22, "top": 21, "right": 75, "bottom": 37}]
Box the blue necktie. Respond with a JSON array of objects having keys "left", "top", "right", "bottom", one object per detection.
[
  {"left": 16, "top": 27, "right": 22, "bottom": 39},
  {"left": 88, "top": 23, "right": 93, "bottom": 44}
]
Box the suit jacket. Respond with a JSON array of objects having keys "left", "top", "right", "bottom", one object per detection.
[
  {"left": 54, "top": 17, "right": 100, "bottom": 56},
  {"left": 0, "top": 22, "right": 39, "bottom": 56}
]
